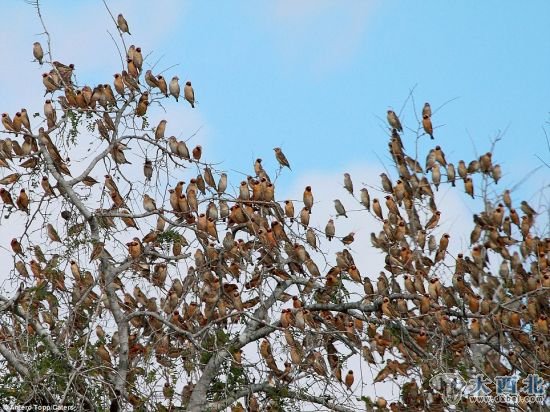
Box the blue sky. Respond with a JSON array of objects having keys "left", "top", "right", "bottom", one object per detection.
[{"left": 1, "top": 1, "right": 549, "bottom": 194}]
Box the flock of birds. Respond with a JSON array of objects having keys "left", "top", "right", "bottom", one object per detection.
[{"left": 0, "top": 10, "right": 548, "bottom": 412}]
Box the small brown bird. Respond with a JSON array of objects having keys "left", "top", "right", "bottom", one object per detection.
[
  {"left": 20, "top": 109, "right": 31, "bottom": 131},
  {"left": 345, "top": 370, "right": 354, "bottom": 390},
  {"left": 157, "top": 75, "right": 168, "bottom": 97},
  {"left": 117, "top": 13, "right": 131, "bottom": 35},
  {"left": 464, "top": 177, "right": 474, "bottom": 199},
  {"left": 425, "top": 211, "right": 441, "bottom": 230},
  {"left": 47, "top": 223, "right": 61, "bottom": 243},
  {"left": 422, "top": 102, "right": 432, "bottom": 118},
  {"left": 10, "top": 238, "right": 24, "bottom": 256},
  {"left": 325, "top": 219, "right": 335, "bottom": 241},
  {"left": 333, "top": 199, "right": 348, "bottom": 218},
  {"left": 520, "top": 200, "right": 537, "bottom": 216},
  {"left": 387, "top": 110, "right": 402, "bottom": 132},
  {"left": 89, "top": 242, "right": 104, "bottom": 262},
  {"left": 422, "top": 114, "right": 434, "bottom": 139},
  {"left": 303, "top": 186, "right": 314, "bottom": 210},
  {"left": 360, "top": 188, "right": 370, "bottom": 210},
  {"left": 16, "top": 189, "right": 29, "bottom": 214},
  {"left": 0, "top": 188, "right": 14, "bottom": 206},
  {"left": 133, "top": 47, "right": 143, "bottom": 71},
  {"left": 33, "top": 42, "right": 44, "bottom": 65},
  {"left": 341, "top": 232, "right": 355, "bottom": 245},
  {"left": 143, "top": 159, "right": 153, "bottom": 181},
  {"left": 192, "top": 145, "right": 202, "bottom": 161},
  {"left": 274, "top": 147, "right": 291, "bottom": 170},
  {"left": 184, "top": 81, "right": 195, "bottom": 108},
  {"left": 143, "top": 194, "right": 157, "bottom": 212},
  {"left": 155, "top": 120, "right": 167, "bottom": 140},
  {"left": 343, "top": 173, "right": 353, "bottom": 194},
  {"left": 169, "top": 76, "right": 180, "bottom": 101},
  {"left": 2, "top": 113, "right": 14, "bottom": 132},
  {"left": 113, "top": 73, "right": 125, "bottom": 96},
  {"left": 145, "top": 70, "right": 159, "bottom": 88},
  {"left": 284, "top": 200, "right": 295, "bottom": 221}
]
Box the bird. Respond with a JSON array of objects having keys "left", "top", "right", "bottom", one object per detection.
[
  {"left": 192, "top": 145, "right": 202, "bottom": 161},
  {"left": 184, "top": 81, "right": 195, "bottom": 108},
  {"left": 155, "top": 120, "right": 167, "bottom": 140},
  {"left": 16, "top": 189, "right": 29, "bottom": 214},
  {"left": 341, "top": 232, "right": 355, "bottom": 245},
  {"left": 422, "top": 102, "right": 432, "bottom": 118},
  {"left": 0, "top": 188, "right": 15, "bottom": 206},
  {"left": 422, "top": 114, "right": 434, "bottom": 139},
  {"left": 47, "top": 223, "right": 61, "bottom": 243},
  {"left": 387, "top": 110, "right": 402, "bottom": 132},
  {"left": 464, "top": 177, "right": 474, "bottom": 199},
  {"left": 143, "top": 159, "right": 153, "bottom": 181},
  {"left": 10, "top": 238, "right": 24, "bottom": 256},
  {"left": 145, "top": 70, "right": 159, "bottom": 88},
  {"left": 33, "top": 42, "right": 44, "bottom": 65},
  {"left": 520, "top": 200, "right": 537, "bottom": 216},
  {"left": 360, "top": 188, "right": 370, "bottom": 210},
  {"left": 343, "top": 173, "right": 353, "bottom": 194},
  {"left": 333, "top": 199, "right": 348, "bottom": 218},
  {"left": 303, "top": 186, "right": 314, "bottom": 210},
  {"left": 143, "top": 194, "right": 157, "bottom": 212},
  {"left": 169, "top": 76, "right": 180, "bottom": 101},
  {"left": 117, "top": 14, "right": 131, "bottom": 35},
  {"left": 345, "top": 370, "right": 354, "bottom": 390},
  {"left": 157, "top": 75, "right": 168, "bottom": 97},
  {"left": 273, "top": 147, "right": 291, "bottom": 170},
  {"left": 325, "top": 219, "right": 335, "bottom": 241}
]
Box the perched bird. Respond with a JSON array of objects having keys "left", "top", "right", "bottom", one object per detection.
[
  {"left": 47, "top": 223, "right": 61, "bottom": 243},
  {"left": 0, "top": 188, "right": 15, "bottom": 206},
  {"left": 143, "top": 159, "right": 153, "bottom": 181},
  {"left": 184, "top": 81, "right": 195, "bottom": 108},
  {"left": 333, "top": 199, "right": 348, "bottom": 218},
  {"left": 360, "top": 188, "right": 370, "bottom": 210},
  {"left": 343, "top": 173, "right": 353, "bottom": 195},
  {"left": 155, "top": 120, "right": 167, "bottom": 140},
  {"left": 422, "top": 114, "right": 434, "bottom": 139},
  {"left": 143, "top": 194, "right": 157, "bottom": 212},
  {"left": 520, "top": 200, "right": 537, "bottom": 216},
  {"left": 117, "top": 14, "right": 131, "bottom": 35},
  {"left": 341, "top": 232, "right": 355, "bottom": 245},
  {"left": 169, "top": 76, "right": 180, "bottom": 101},
  {"left": 10, "top": 238, "right": 24, "bottom": 256},
  {"left": 387, "top": 110, "right": 402, "bottom": 132},
  {"left": 16, "top": 189, "right": 29, "bottom": 214},
  {"left": 284, "top": 200, "right": 295, "bottom": 221},
  {"left": 325, "top": 219, "right": 335, "bottom": 241},
  {"left": 422, "top": 102, "right": 432, "bottom": 118},
  {"left": 345, "top": 370, "right": 354, "bottom": 390},
  {"left": 33, "top": 42, "right": 44, "bottom": 65},
  {"left": 464, "top": 177, "right": 474, "bottom": 199},
  {"left": 192, "top": 145, "right": 202, "bottom": 161},
  {"left": 273, "top": 147, "right": 291, "bottom": 170},
  {"left": 303, "top": 186, "right": 314, "bottom": 210},
  {"left": 157, "top": 75, "right": 168, "bottom": 97},
  {"left": 145, "top": 70, "right": 159, "bottom": 88}
]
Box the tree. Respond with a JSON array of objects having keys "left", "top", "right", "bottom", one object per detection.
[{"left": 0, "top": 3, "right": 548, "bottom": 412}]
